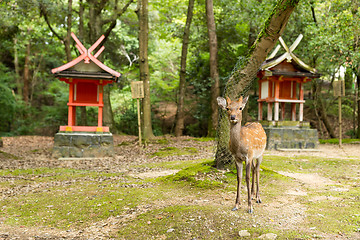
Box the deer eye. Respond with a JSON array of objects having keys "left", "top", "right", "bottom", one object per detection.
[
  {"left": 225, "top": 107, "right": 229, "bottom": 111},
  {"left": 239, "top": 107, "right": 243, "bottom": 111}
]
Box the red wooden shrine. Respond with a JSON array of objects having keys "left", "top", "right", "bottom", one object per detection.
[
  {"left": 52, "top": 33, "right": 121, "bottom": 132},
  {"left": 257, "top": 34, "right": 320, "bottom": 122}
]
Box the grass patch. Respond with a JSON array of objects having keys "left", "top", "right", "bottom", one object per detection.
[
  {"left": 139, "top": 158, "right": 208, "bottom": 171},
  {"left": 117, "top": 204, "right": 312, "bottom": 239},
  {"left": 151, "top": 146, "right": 198, "bottom": 158},
  {"left": 302, "top": 189, "right": 360, "bottom": 234},
  {"left": 164, "top": 159, "right": 224, "bottom": 189},
  {"left": 263, "top": 155, "right": 359, "bottom": 185},
  {"left": 117, "top": 205, "right": 238, "bottom": 239},
  {"left": 0, "top": 168, "right": 164, "bottom": 229},
  {"left": 0, "top": 150, "right": 19, "bottom": 160},
  {"left": 319, "top": 138, "right": 360, "bottom": 144},
  {"left": 192, "top": 137, "right": 215, "bottom": 142}
]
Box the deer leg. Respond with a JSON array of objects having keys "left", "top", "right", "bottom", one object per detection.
[
  {"left": 251, "top": 161, "right": 256, "bottom": 200},
  {"left": 245, "top": 161, "right": 253, "bottom": 213},
  {"left": 232, "top": 160, "right": 243, "bottom": 211},
  {"left": 255, "top": 156, "right": 262, "bottom": 204}
]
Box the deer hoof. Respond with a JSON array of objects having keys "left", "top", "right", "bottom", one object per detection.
[
  {"left": 248, "top": 208, "right": 254, "bottom": 214},
  {"left": 256, "top": 199, "right": 262, "bottom": 204},
  {"left": 231, "top": 207, "right": 238, "bottom": 211}
]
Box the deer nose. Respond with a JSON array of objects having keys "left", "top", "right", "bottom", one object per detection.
[{"left": 230, "top": 115, "right": 236, "bottom": 120}]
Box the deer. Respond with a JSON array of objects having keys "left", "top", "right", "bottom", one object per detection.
[{"left": 217, "top": 96, "right": 267, "bottom": 213}]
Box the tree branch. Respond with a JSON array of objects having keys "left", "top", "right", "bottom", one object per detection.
[
  {"left": 102, "top": 0, "right": 134, "bottom": 45},
  {"left": 39, "top": 3, "right": 64, "bottom": 41}
]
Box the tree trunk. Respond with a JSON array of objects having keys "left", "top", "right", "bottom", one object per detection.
[
  {"left": 64, "top": 0, "right": 72, "bottom": 62},
  {"left": 79, "top": 0, "right": 84, "bottom": 42},
  {"left": 174, "top": 0, "right": 195, "bottom": 137},
  {"left": 14, "top": 38, "right": 22, "bottom": 97},
  {"left": 137, "top": 0, "right": 154, "bottom": 140},
  {"left": 216, "top": 0, "right": 299, "bottom": 169},
  {"left": 103, "top": 87, "right": 115, "bottom": 130},
  {"left": 206, "top": 0, "right": 220, "bottom": 137},
  {"left": 23, "top": 40, "right": 31, "bottom": 103}
]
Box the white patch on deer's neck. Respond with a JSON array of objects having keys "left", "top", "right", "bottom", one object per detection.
[{"left": 230, "top": 119, "right": 239, "bottom": 124}]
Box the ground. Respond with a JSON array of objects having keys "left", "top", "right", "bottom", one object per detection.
[{"left": 0, "top": 135, "right": 359, "bottom": 239}]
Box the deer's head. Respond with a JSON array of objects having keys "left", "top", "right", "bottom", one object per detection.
[{"left": 217, "top": 96, "right": 249, "bottom": 124}]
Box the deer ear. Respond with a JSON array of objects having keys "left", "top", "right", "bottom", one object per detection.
[
  {"left": 217, "top": 97, "right": 227, "bottom": 110},
  {"left": 242, "top": 96, "right": 249, "bottom": 107},
  {"left": 226, "top": 96, "right": 232, "bottom": 105}
]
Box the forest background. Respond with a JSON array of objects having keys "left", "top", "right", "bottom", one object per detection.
[{"left": 0, "top": 0, "right": 359, "bottom": 140}]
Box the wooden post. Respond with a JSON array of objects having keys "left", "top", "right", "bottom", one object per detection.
[
  {"left": 131, "top": 81, "right": 145, "bottom": 147},
  {"left": 137, "top": 98, "right": 142, "bottom": 146},
  {"left": 299, "top": 82, "right": 304, "bottom": 122},
  {"left": 258, "top": 102, "right": 263, "bottom": 121},
  {"left": 98, "top": 85, "right": 103, "bottom": 128},
  {"left": 274, "top": 81, "right": 280, "bottom": 121},
  {"left": 68, "top": 82, "right": 75, "bottom": 128}
]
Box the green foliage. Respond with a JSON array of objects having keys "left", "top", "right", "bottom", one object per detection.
[
  {"left": 0, "top": 0, "right": 359, "bottom": 138},
  {"left": 116, "top": 108, "right": 139, "bottom": 136},
  {"left": 319, "top": 138, "right": 360, "bottom": 144},
  {"left": 0, "top": 83, "right": 16, "bottom": 133}
]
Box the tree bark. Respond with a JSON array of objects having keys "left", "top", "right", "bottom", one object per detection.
[
  {"left": 136, "top": 0, "right": 154, "bottom": 140},
  {"left": 216, "top": 0, "right": 299, "bottom": 169},
  {"left": 79, "top": 0, "right": 84, "bottom": 42},
  {"left": 23, "top": 40, "right": 31, "bottom": 103},
  {"left": 13, "top": 38, "right": 22, "bottom": 97},
  {"left": 174, "top": 0, "right": 195, "bottom": 137},
  {"left": 206, "top": 0, "right": 220, "bottom": 137},
  {"left": 64, "top": 0, "right": 73, "bottom": 62}
]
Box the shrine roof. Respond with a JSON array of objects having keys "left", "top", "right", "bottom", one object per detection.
[
  {"left": 261, "top": 58, "right": 321, "bottom": 78},
  {"left": 52, "top": 33, "right": 121, "bottom": 81},
  {"left": 260, "top": 34, "right": 320, "bottom": 79},
  {"left": 54, "top": 70, "right": 117, "bottom": 80}
]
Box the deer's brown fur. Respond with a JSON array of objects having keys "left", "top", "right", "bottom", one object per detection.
[{"left": 217, "top": 96, "right": 267, "bottom": 213}]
